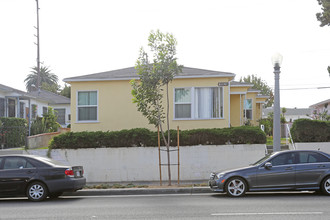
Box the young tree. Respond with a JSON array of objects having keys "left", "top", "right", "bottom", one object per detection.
[
  {"left": 316, "top": 0, "right": 330, "bottom": 27},
  {"left": 60, "top": 84, "right": 71, "bottom": 98},
  {"left": 25, "top": 66, "right": 59, "bottom": 92},
  {"left": 239, "top": 74, "right": 274, "bottom": 107},
  {"left": 131, "top": 30, "right": 183, "bottom": 185}
]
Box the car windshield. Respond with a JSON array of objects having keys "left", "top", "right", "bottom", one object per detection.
[
  {"left": 32, "top": 156, "right": 67, "bottom": 167},
  {"left": 251, "top": 153, "right": 274, "bottom": 166}
]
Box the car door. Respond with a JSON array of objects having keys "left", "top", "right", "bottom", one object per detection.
[
  {"left": 0, "top": 157, "right": 37, "bottom": 195},
  {"left": 295, "top": 151, "right": 330, "bottom": 188},
  {"left": 255, "top": 152, "right": 296, "bottom": 189}
]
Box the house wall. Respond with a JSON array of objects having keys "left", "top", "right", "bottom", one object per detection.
[
  {"left": 230, "top": 94, "right": 242, "bottom": 127},
  {"left": 25, "top": 144, "right": 266, "bottom": 182},
  {"left": 69, "top": 77, "right": 231, "bottom": 132}
]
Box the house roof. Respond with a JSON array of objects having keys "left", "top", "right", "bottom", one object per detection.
[
  {"left": 309, "top": 98, "right": 330, "bottom": 108},
  {"left": 0, "top": 83, "right": 34, "bottom": 99},
  {"left": 63, "top": 66, "right": 236, "bottom": 82},
  {"left": 263, "top": 107, "right": 312, "bottom": 116},
  {"left": 28, "top": 89, "right": 70, "bottom": 105},
  {"left": 230, "top": 81, "right": 254, "bottom": 87}
]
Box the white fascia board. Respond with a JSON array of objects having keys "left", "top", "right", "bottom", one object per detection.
[{"left": 230, "top": 92, "right": 247, "bottom": 95}]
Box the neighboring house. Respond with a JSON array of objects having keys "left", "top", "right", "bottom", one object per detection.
[
  {"left": 28, "top": 90, "right": 71, "bottom": 127},
  {"left": 309, "top": 98, "right": 330, "bottom": 119},
  {"left": 64, "top": 67, "right": 268, "bottom": 132},
  {"left": 0, "top": 84, "right": 71, "bottom": 130},
  {"left": 262, "top": 107, "right": 312, "bottom": 122}
]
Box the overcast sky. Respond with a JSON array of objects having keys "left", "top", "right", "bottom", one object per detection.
[{"left": 1, "top": 0, "right": 329, "bottom": 108}]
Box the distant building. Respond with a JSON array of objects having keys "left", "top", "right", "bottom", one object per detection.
[
  {"left": 262, "top": 107, "right": 312, "bottom": 123},
  {"left": 309, "top": 98, "right": 330, "bottom": 119}
]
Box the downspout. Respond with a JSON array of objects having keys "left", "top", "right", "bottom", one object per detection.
[
  {"left": 240, "top": 94, "right": 242, "bottom": 125},
  {"left": 28, "top": 98, "right": 31, "bottom": 136}
]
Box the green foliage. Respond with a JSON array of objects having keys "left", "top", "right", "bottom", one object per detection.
[
  {"left": 239, "top": 74, "right": 273, "bottom": 107},
  {"left": 316, "top": 0, "right": 330, "bottom": 27},
  {"left": 291, "top": 119, "right": 330, "bottom": 142},
  {"left": 30, "top": 107, "right": 60, "bottom": 135},
  {"left": 0, "top": 117, "right": 27, "bottom": 149},
  {"left": 49, "top": 127, "right": 266, "bottom": 149},
  {"left": 25, "top": 66, "right": 59, "bottom": 92},
  {"left": 60, "top": 84, "right": 71, "bottom": 98},
  {"left": 131, "top": 30, "right": 183, "bottom": 147}
]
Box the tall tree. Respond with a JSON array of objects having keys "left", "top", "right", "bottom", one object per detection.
[
  {"left": 25, "top": 66, "right": 59, "bottom": 92},
  {"left": 239, "top": 74, "right": 274, "bottom": 107},
  {"left": 131, "top": 30, "right": 182, "bottom": 185},
  {"left": 60, "top": 84, "right": 71, "bottom": 98},
  {"left": 316, "top": 0, "right": 330, "bottom": 27}
]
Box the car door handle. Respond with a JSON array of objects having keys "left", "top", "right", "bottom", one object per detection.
[
  {"left": 285, "top": 167, "right": 293, "bottom": 170},
  {"left": 26, "top": 171, "right": 35, "bottom": 174},
  {"left": 317, "top": 165, "right": 326, "bottom": 168}
]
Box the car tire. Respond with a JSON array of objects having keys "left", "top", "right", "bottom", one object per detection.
[
  {"left": 321, "top": 176, "right": 330, "bottom": 196},
  {"left": 26, "top": 182, "right": 48, "bottom": 202},
  {"left": 225, "top": 177, "right": 247, "bottom": 197}
]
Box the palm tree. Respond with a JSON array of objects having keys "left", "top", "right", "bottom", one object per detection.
[{"left": 24, "top": 66, "right": 59, "bottom": 92}]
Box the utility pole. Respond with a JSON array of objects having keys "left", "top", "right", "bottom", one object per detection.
[{"left": 35, "top": 0, "right": 41, "bottom": 91}]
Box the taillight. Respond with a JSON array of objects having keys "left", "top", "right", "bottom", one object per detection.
[{"left": 65, "top": 169, "right": 74, "bottom": 177}]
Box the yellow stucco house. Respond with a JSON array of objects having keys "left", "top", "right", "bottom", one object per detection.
[{"left": 63, "top": 67, "right": 268, "bottom": 132}]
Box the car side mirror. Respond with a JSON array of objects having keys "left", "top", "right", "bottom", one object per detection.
[{"left": 264, "top": 162, "right": 272, "bottom": 170}]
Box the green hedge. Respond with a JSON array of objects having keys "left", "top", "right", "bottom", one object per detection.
[
  {"left": 0, "top": 117, "right": 27, "bottom": 148},
  {"left": 49, "top": 126, "right": 266, "bottom": 149},
  {"left": 291, "top": 119, "right": 330, "bottom": 142}
]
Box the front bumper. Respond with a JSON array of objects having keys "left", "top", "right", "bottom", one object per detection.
[{"left": 209, "top": 174, "right": 225, "bottom": 193}]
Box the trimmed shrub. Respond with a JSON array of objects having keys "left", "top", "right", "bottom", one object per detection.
[
  {"left": 49, "top": 126, "right": 266, "bottom": 149},
  {"left": 291, "top": 119, "right": 330, "bottom": 142},
  {"left": 0, "top": 117, "right": 27, "bottom": 148}
]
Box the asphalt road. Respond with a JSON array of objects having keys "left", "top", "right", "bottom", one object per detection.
[{"left": 0, "top": 192, "right": 329, "bottom": 220}]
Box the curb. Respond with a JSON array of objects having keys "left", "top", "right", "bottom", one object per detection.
[{"left": 63, "top": 187, "right": 212, "bottom": 196}]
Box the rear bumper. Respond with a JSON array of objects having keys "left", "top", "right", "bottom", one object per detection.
[{"left": 47, "top": 177, "right": 86, "bottom": 193}]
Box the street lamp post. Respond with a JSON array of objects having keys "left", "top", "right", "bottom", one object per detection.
[{"left": 271, "top": 53, "right": 283, "bottom": 152}]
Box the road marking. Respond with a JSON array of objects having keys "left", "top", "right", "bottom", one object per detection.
[
  {"left": 62, "top": 193, "right": 213, "bottom": 199},
  {"left": 211, "top": 212, "right": 323, "bottom": 216}
]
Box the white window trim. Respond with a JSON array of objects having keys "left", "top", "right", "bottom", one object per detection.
[
  {"left": 173, "top": 86, "right": 224, "bottom": 120},
  {"left": 76, "top": 90, "right": 99, "bottom": 123}
]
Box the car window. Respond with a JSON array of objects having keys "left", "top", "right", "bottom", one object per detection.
[
  {"left": 3, "top": 157, "right": 35, "bottom": 170},
  {"left": 270, "top": 153, "right": 295, "bottom": 166},
  {"left": 298, "top": 152, "right": 330, "bottom": 164}
]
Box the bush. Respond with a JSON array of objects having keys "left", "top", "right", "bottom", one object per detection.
[
  {"left": 30, "top": 107, "right": 60, "bottom": 136},
  {"left": 0, "top": 117, "right": 27, "bottom": 149},
  {"left": 49, "top": 126, "right": 266, "bottom": 149},
  {"left": 291, "top": 119, "right": 330, "bottom": 142}
]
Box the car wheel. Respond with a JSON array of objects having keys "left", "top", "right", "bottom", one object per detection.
[
  {"left": 27, "top": 182, "right": 48, "bottom": 202},
  {"left": 321, "top": 176, "right": 330, "bottom": 195},
  {"left": 225, "top": 177, "right": 247, "bottom": 197},
  {"left": 49, "top": 192, "right": 63, "bottom": 199}
]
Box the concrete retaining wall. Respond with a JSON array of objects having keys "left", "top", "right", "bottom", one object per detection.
[
  {"left": 27, "top": 128, "right": 70, "bottom": 149},
  {"left": 26, "top": 144, "right": 266, "bottom": 183},
  {"left": 295, "top": 142, "right": 330, "bottom": 154}
]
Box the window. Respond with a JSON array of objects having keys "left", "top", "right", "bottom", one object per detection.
[
  {"left": 297, "top": 152, "right": 330, "bottom": 164},
  {"left": 43, "top": 107, "right": 48, "bottom": 116},
  {"left": 20, "top": 102, "right": 25, "bottom": 118},
  {"left": 270, "top": 153, "right": 295, "bottom": 166},
  {"left": 55, "top": 108, "right": 66, "bottom": 125},
  {"left": 244, "top": 99, "right": 252, "bottom": 120},
  {"left": 3, "top": 157, "right": 35, "bottom": 170},
  {"left": 175, "top": 88, "right": 191, "bottom": 118},
  {"left": 174, "top": 87, "right": 224, "bottom": 119},
  {"left": 0, "top": 98, "right": 4, "bottom": 117},
  {"left": 77, "top": 91, "right": 97, "bottom": 121},
  {"left": 8, "top": 99, "right": 15, "bottom": 117},
  {"left": 32, "top": 104, "right": 37, "bottom": 119}
]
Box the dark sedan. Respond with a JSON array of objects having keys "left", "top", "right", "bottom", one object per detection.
[
  {"left": 209, "top": 150, "right": 330, "bottom": 197},
  {"left": 0, "top": 154, "right": 86, "bottom": 201}
]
